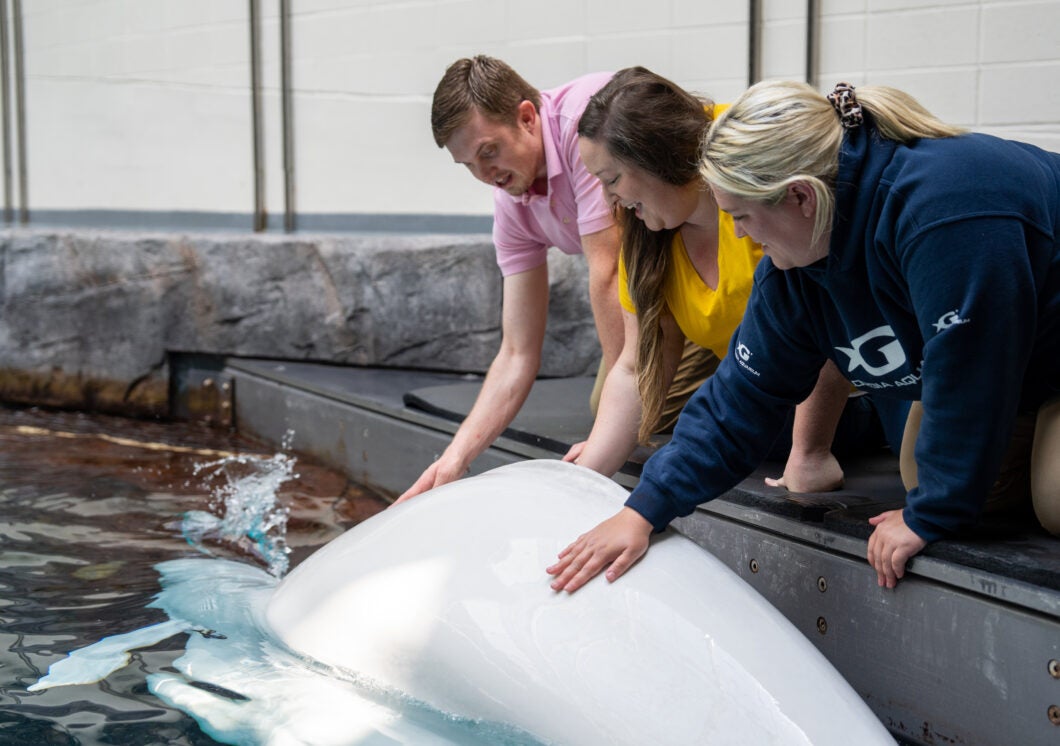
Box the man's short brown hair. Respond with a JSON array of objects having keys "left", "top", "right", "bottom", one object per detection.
[{"left": 430, "top": 55, "right": 542, "bottom": 147}]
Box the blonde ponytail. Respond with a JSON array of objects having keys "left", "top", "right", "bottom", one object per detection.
[{"left": 701, "top": 80, "right": 964, "bottom": 246}]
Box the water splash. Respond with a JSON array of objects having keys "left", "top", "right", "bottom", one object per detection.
[{"left": 181, "top": 430, "right": 298, "bottom": 577}]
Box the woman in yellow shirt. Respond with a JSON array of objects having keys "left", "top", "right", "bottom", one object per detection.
[{"left": 568, "top": 67, "right": 866, "bottom": 490}]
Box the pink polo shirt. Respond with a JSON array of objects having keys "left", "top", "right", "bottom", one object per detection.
[{"left": 492, "top": 72, "right": 615, "bottom": 276}]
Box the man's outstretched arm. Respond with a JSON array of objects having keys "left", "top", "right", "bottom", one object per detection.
[{"left": 395, "top": 264, "right": 550, "bottom": 503}]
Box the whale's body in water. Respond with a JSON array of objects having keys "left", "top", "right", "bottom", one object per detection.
[
  {"left": 32, "top": 459, "right": 894, "bottom": 744},
  {"left": 266, "top": 460, "right": 895, "bottom": 745}
]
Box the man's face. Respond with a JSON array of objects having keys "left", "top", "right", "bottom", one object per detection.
[{"left": 445, "top": 102, "right": 546, "bottom": 196}]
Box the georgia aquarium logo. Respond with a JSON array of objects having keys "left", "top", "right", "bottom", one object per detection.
[
  {"left": 734, "top": 341, "right": 760, "bottom": 377},
  {"left": 933, "top": 310, "right": 971, "bottom": 333},
  {"left": 835, "top": 325, "right": 906, "bottom": 377}
]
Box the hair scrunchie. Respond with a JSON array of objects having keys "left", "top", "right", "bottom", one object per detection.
[{"left": 827, "top": 82, "right": 863, "bottom": 129}]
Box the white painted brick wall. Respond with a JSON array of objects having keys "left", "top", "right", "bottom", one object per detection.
[{"left": 14, "top": 0, "right": 1060, "bottom": 220}]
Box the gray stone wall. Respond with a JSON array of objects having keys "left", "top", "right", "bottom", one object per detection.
[{"left": 0, "top": 230, "right": 599, "bottom": 416}]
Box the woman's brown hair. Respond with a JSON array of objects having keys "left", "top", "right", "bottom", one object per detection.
[{"left": 578, "top": 67, "right": 714, "bottom": 441}]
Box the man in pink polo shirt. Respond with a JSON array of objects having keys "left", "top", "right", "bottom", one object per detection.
[{"left": 396, "top": 55, "right": 622, "bottom": 502}]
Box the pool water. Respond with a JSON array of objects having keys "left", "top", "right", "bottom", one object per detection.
[{"left": 0, "top": 405, "right": 415, "bottom": 745}]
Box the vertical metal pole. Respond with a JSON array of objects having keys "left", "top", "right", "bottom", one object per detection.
[
  {"left": 249, "top": 0, "right": 266, "bottom": 231},
  {"left": 747, "top": 0, "right": 761, "bottom": 87},
  {"left": 806, "top": 0, "right": 820, "bottom": 89},
  {"left": 0, "top": 0, "right": 12, "bottom": 224},
  {"left": 12, "top": 0, "right": 25, "bottom": 224},
  {"left": 279, "top": 0, "right": 294, "bottom": 232}
]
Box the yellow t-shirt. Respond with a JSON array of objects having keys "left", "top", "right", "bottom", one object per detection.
[{"left": 618, "top": 210, "right": 763, "bottom": 359}]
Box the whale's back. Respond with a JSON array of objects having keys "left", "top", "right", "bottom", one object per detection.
[{"left": 266, "top": 460, "right": 894, "bottom": 745}]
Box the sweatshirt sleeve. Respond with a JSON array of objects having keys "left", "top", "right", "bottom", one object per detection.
[
  {"left": 898, "top": 217, "right": 1040, "bottom": 541},
  {"left": 626, "top": 266, "right": 828, "bottom": 530}
]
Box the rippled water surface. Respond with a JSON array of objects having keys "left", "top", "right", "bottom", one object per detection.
[{"left": 0, "top": 406, "right": 389, "bottom": 745}]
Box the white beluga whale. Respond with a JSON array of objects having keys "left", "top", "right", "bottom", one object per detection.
[
  {"left": 266, "top": 459, "right": 895, "bottom": 745},
  {"left": 31, "top": 459, "right": 894, "bottom": 744}
]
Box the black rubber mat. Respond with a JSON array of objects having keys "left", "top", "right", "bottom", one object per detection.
[
  {"left": 731, "top": 460, "right": 1060, "bottom": 592},
  {"left": 404, "top": 377, "right": 597, "bottom": 453}
]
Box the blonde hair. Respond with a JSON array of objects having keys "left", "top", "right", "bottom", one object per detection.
[{"left": 700, "top": 80, "right": 965, "bottom": 245}]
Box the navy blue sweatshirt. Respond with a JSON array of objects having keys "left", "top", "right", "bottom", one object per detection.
[{"left": 627, "top": 118, "right": 1060, "bottom": 543}]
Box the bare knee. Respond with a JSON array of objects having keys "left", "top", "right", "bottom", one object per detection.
[{"left": 1031, "top": 397, "right": 1060, "bottom": 536}]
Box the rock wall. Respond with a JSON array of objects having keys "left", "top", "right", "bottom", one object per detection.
[{"left": 0, "top": 230, "right": 598, "bottom": 417}]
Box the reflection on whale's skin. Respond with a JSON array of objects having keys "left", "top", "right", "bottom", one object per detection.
[{"left": 267, "top": 460, "right": 896, "bottom": 745}]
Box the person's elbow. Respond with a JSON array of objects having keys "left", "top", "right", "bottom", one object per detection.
[{"left": 492, "top": 339, "right": 543, "bottom": 385}]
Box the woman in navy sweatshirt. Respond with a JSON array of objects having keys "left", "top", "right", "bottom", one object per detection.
[{"left": 548, "top": 80, "right": 1060, "bottom": 592}]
